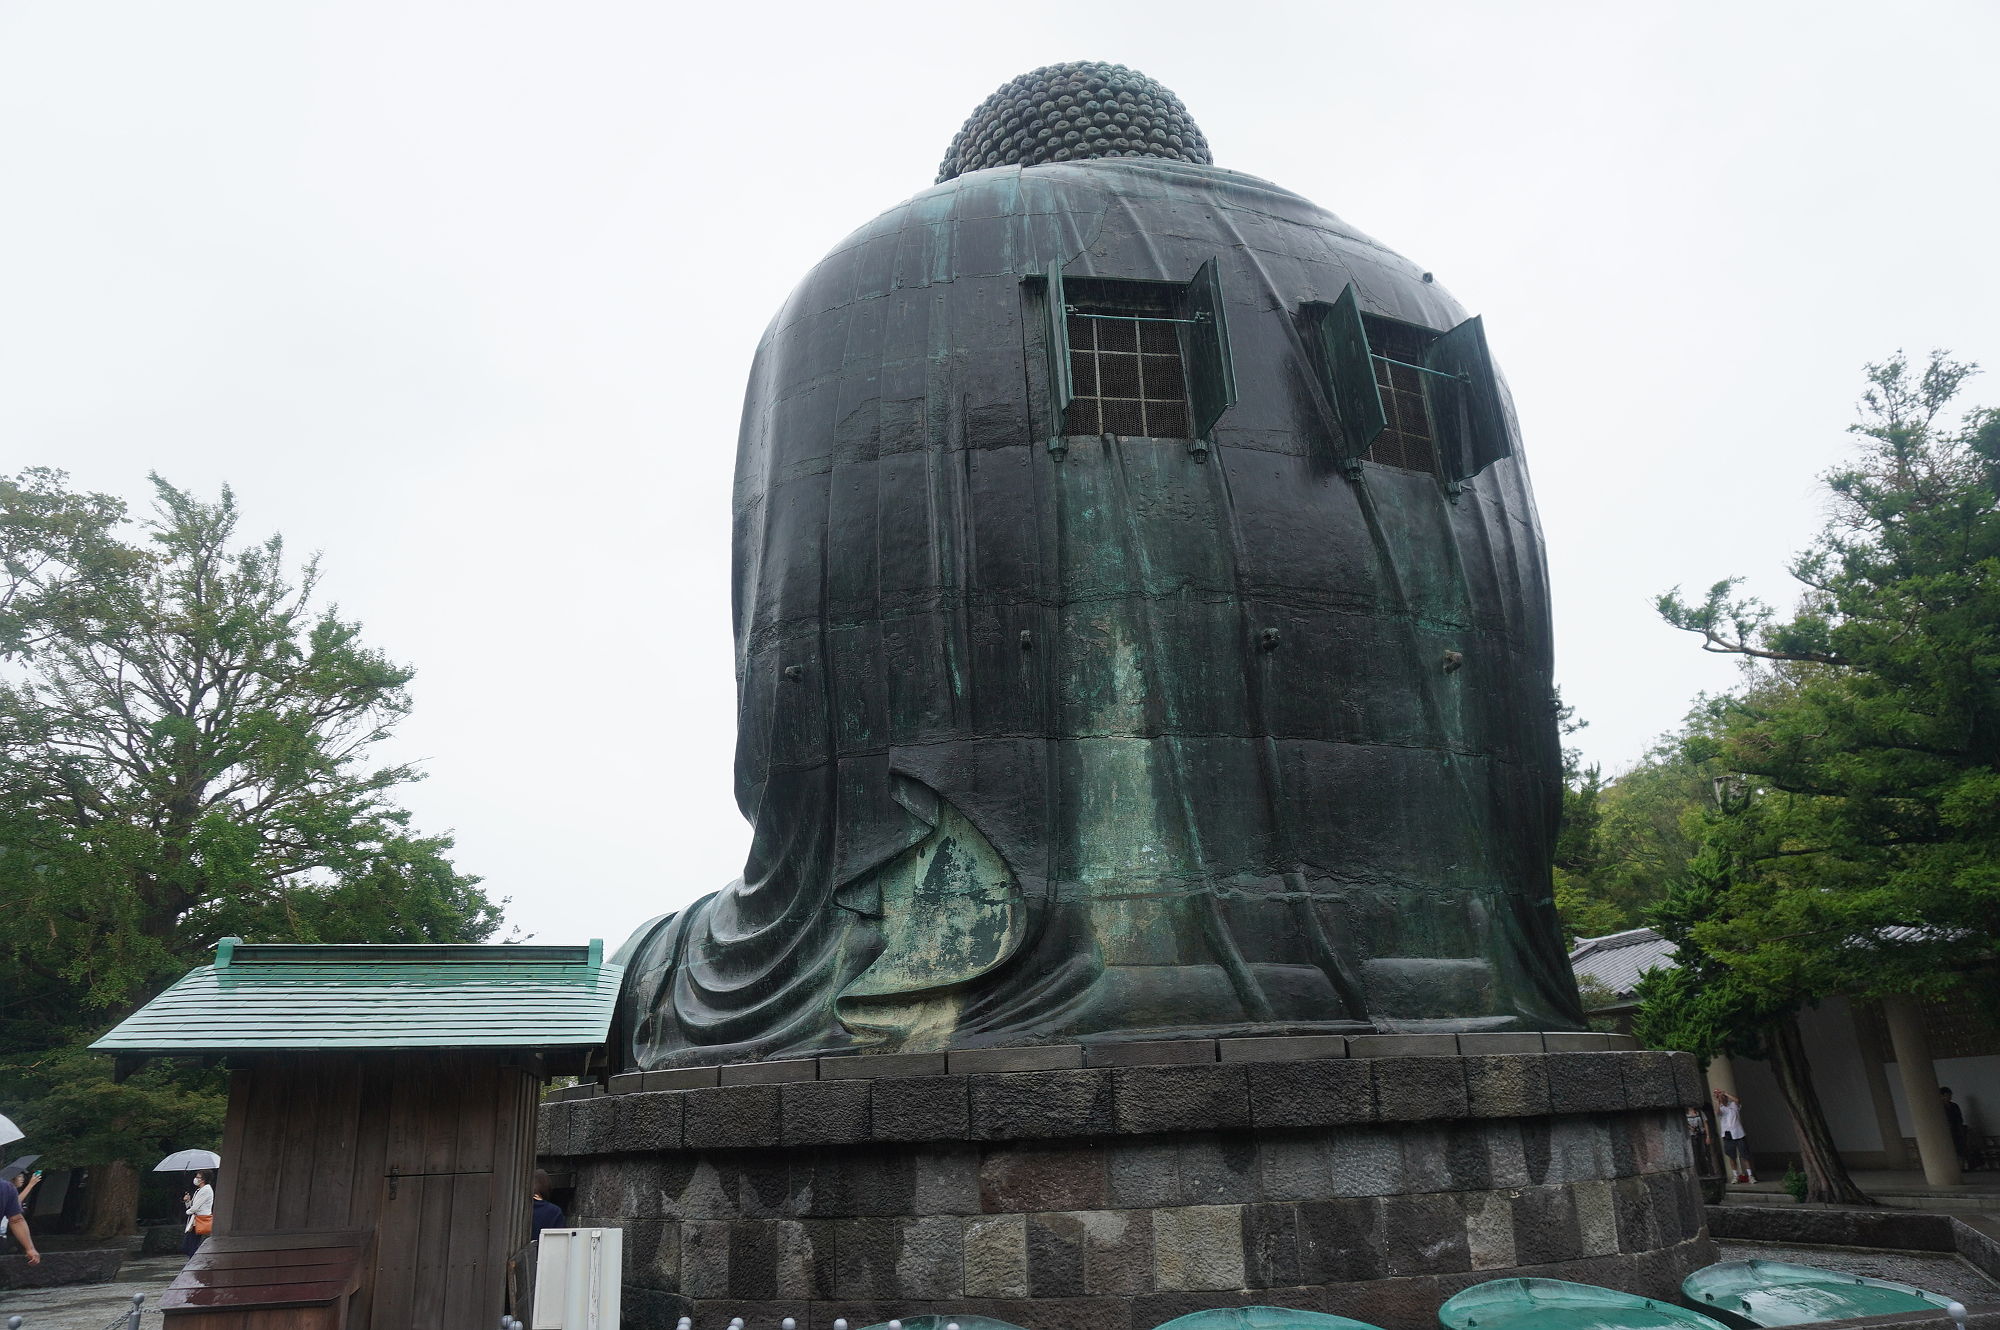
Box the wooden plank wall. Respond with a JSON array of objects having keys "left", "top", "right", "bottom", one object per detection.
[{"left": 211, "top": 1052, "right": 540, "bottom": 1330}]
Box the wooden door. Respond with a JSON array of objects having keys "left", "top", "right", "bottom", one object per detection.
[
  {"left": 360, "top": 1054, "right": 536, "bottom": 1330},
  {"left": 371, "top": 1168, "right": 498, "bottom": 1330}
]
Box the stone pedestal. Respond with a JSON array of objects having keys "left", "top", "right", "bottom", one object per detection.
[{"left": 537, "top": 1039, "right": 1714, "bottom": 1330}]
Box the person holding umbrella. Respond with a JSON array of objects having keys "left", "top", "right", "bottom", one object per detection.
[
  {"left": 0, "top": 1117, "right": 39, "bottom": 1266},
  {"left": 183, "top": 1169, "right": 214, "bottom": 1257},
  {"left": 154, "top": 1147, "right": 222, "bottom": 1257}
]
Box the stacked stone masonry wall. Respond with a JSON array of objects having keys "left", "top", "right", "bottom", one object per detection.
[{"left": 539, "top": 1045, "right": 1714, "bottom": 1330}]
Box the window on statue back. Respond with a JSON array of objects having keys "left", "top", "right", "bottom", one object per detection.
[
  {"left": 1062, "top": 279, "right": 1192, "bottom": 438},
  {"left": 1030, "top": 260, "right": 1236, "bottom": 448},
  {"left": 1302, "top": 283, "right": 1520, "bottom": 485},
  {"left": 1361, "top": 315, "right": 1439, "bottom": 474}
]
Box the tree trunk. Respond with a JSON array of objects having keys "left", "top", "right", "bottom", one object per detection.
[
  {"left": 1767, "top": 1015, "right": 1874, "bottom": 1205},
  {"left": 83, "top": 1160, "right": 141, "bottom": 1239}
]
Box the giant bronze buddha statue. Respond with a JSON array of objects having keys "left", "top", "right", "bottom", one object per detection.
[{"left": 618, "top": 62, "right": 1586, "bottom": 1068}]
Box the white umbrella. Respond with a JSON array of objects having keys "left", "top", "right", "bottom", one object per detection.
[
  {"left": 0, "top": 1113, "right": 21, "bottom": 1148},
  {"left": 153, "top": 1148, "right": 220, "bottom": 1172}
]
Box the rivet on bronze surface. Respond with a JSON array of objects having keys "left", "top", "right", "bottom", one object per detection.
[
  {"left": 1019, "top": 630, "right": 1033, "bottom": 650},
  {"left": 783, "top": 664, "right": 804, "bottom": 681},
  {"left": 1259, "top": 628, "right": 1281, "bottom": 651},
  {"left": 1442, "top": 650, "right": 1463, "bottom": 674}
]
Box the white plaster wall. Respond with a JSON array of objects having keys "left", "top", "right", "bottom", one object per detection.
[
  {"left": 1798, "top": 997, "right": 1884, "bottom": 1151},
  {"left": 1885, "top": 1051, "right": 2000, "bottom": 1142},
  {"left": 1732, "top": 1052, "right": 1797, "bottom": 1152},
  {"left": 1707, "top": 999, "right": 1884, "bottom": 1157}
]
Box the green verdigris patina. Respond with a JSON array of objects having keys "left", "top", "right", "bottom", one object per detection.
[{"left": 618, "top": 62, "right": 1587, "bottom": 1068}]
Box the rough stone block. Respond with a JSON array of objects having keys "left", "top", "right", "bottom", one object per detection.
[
  {"left": 1295, "top": 1196, "right": 1385, "bottom": 1282},
  {"left": 1464, "top": 1053, "right": 1551, "bottom": 1118},
  {"left": 682, "top": 1084, "right": 783, "bottom": 1150},
  {"left": 1242, "top": 1202, "right": 1301, "bottom": 1288},
  {"left": 1255, "top": 1134, "right": 1330, "bottom": 1202},
  {"left": 1178, "top": 1133, "right": 1261, "bottom": 1205},
  {"left": 872, "top": 1074, "right": 969, "bottom": 1142},
  {"left": 980, "top": 1142, "right": 1110, "bottom": 1213},
  {"left": 678, "top": 1220, "right": 730, "bottom": 1298},
  {"left": 1374, "top": 1055, "right": 1470, "bottom": 1121},
  {"left": 1115, "top": 1064, "right": 1250, "bottom": 1134},
  {"left": 570, "top": 1094, "right": 619, "bottom": 1154},
  {"left": 538, "top": 1099, "right": 573, "bottom": 1156},
  {"left": 1612, "top": 1175, "right": 1660, "bottom": 1253},
  {"left": 1480, "top": 1120, "right": 1530, "bottom": 1189},
  {"left": 1543, "top": 1032, "right": 1611, "bottom": 1052},
  {"left": 948, "top": 1044, "right": 1084, "bottom": 1074},
  {"left": 1153, "top": 1205, "right": 1247, "bottom": 1291},
  {"left": 773, "top": 1218, "right": 837, "bottom": 1299},
  {"left": 1574, "top": 1178, "right": 1618, "bottom": 1257},
  {"left": 1619, "top": 1050, "right": 1681, "bottom": 1109},
  {"left": 1108, "top": 1138, "right": 1183, "bottom": 1209},
  {"left": 1669, "top": 1050, "right": 1706, "bottom": 1108},
  {"left": 658, "top": 1153, "right": 733, "bottom": 1220},
  {"left": 732, "top": 1150, "right": 791, "bottom": 1217},
  {"left": 608, "top": 1071, "right": 647, "bottom": 1095},
  {"left": 1078, "top": 1208, "right": 1154, "bottom": 1295},
  {"left": 725, "top": 1220, "right": 779, "bottom": 1299},
  {"left": 1547, "top": 1051, "right": 1629, "bottom": 1114},
  {"left": 833, "top": 1217, "right": 905, "bottom": 1298},
  {"left": 914, "top": 1142, "right": 982, "bottom": 1216},
  {"left": 781, "top": 1079, "right": 871, "bottom": 1145},
  {"left": 964, "top": 1213, "right": 1029, "bottom": 1298},
  {"left": 718, "top": 1058, "right": 818, "bottom": 1085},
  {"left": 1509, "top": 1185, "right": 1582, "bottom": 1266},
  {"left": 790, "top": 1145, "right": 923, "bottom": 1217},
  {"left": 1384, "top": 1192, "right": 1470, "bottom": 1276},
  {"left": 1027, "top": 1211, "right": 1087, "bottom": 1297},
  {"left": 643, "top": 1066, "right": 720, "bottom": 1091},
  {"left": 1456, "top": 1032, "right": 1545, "bottom": 1054},
  {"left": 1326, "top": 1128, "right": 1402, "bottom": 1197},
  {"left": 969, "top": 1069, "right": 1113, "bottom": 1140},
  {"left": 1086, "top": 1038, "right": 1218, "bottom": 1067},
  {"left": 1247, "top": 1057, "right": 1373, "bottom": 1128},
  {"left": 618, "top": 1091, "right": 684, "bottom": 1152},
  {"left": 820, "top": 1051, "right": 948, "bottom": 1079},
  {"left": 1348, "top": 1033, "right": 1458, "bottom": 1057},
  {"left": 1547, "top": 1116, "right": 1613, "bottom": 1184},
  {"left": 1218, "top": 1035, "right": 1347, "bottom": 1062},
  {"left": 622, "top": 1286, "right": 691, "bottom": 1330},
  {"left": 899, "top": 1214, "right": 965, "bottom": 1298},
  {"left": 1465, "top": 1189, "right": 1516, "bottom": 1270}
]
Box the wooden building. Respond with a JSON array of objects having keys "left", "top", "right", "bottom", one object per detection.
[{"left": 94, "top": 938, "right": 620, "bottom": 1330}]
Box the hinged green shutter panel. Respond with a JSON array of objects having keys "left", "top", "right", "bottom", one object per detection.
[
  {"left": 1422, "top": 314, "right": 1516, "bottom": 481},
  {"left": 1186, "top": 257, "right": 1237, "bottom": 439},
  {"left": 1312, "top": 284, "right": 1387, "bottom": 462},
  {"left": 1044, "top": 265, "right": 1073, "bottom": 438}
]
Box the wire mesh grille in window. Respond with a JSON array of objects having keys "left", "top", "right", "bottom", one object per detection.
[
  {"left": 1062, "top": 282, "right": 1193, "bottom": 439},
  {"left": 1362, "top": 316, "right": 1439, "bottom": 475}
]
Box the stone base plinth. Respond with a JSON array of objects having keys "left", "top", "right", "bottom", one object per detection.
[{"left": 537, "top": 1043, "right": 1715, "bottom": 1330}]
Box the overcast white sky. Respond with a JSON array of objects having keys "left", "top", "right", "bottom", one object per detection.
[{"left": 3, "top": 1, "right": 1995, "bottom": 948}]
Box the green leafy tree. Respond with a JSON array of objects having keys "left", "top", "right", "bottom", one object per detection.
[
  {"left": 1554, "top": 713, "right": 1713, "bottom": 943},
  {"left": 0, "top": 472, "right": 504, "bottom": 1233},
  {"left": 1635, "top": 839, "right": 1871, "bottom": 1204},
  {"left": 1656, "top": 352, "right": 2000, "bottom": 1002},
  {"left": 1641, "top": 351, "right": 2000, "bottom": 1203}
]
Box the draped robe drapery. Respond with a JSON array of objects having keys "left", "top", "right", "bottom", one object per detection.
[{"left": 620, "top": 159, "right": 1585, "bottom": 1069}]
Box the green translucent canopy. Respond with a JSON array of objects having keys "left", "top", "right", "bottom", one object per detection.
[{"left": 1683, "top": 1259, "right": 1960, "bottom": 1326}]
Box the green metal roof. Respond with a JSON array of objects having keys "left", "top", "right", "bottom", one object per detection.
[{"left": 92, "top": 938, "right": 622, "bottom": 1054}]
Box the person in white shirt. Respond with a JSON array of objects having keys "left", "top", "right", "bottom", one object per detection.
[
  {"left": 182, "top": 1171, "right": 214, "bottom": 1258},
  {"left": 1714, "top": 1089, "right": 1754, "bottom": 1183}
]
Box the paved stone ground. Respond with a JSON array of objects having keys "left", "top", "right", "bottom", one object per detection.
[
  {"left": 1715, "top": 1239, "right": 2000, "bottom": 1307},
  {"left": 0, "top": 1254, "right": 183, "bottom": 1330}
]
